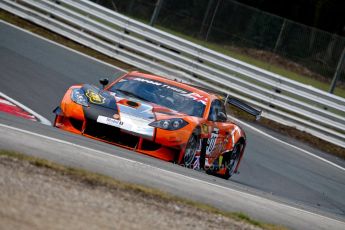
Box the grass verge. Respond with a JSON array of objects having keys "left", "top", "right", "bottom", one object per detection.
[
  {"left": 0, "top": 150, "right": 285, "bottom": 230},
  {"left": 0, "top": 10, "right": 344, "bottom": 159}
]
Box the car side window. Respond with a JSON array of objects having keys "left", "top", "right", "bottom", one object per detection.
[{"left": 208, "top": 99, "right": 227, "bottom": 122}]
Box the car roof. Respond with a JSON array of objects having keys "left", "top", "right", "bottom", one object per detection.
[{"left": 125, "top": 71, "right": 222, "bottom": 100}]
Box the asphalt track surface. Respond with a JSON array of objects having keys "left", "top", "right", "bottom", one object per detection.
[{"left": 1, "top": 21, "right": 345, "bottom": 229}]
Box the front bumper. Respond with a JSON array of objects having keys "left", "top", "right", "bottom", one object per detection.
[{"left": 54, "top": 112, "right": 182, "bottom": 162}]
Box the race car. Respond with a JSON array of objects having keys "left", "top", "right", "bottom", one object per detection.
[{"left": 53, "top": 71, "right": 261, "bottom": 179}]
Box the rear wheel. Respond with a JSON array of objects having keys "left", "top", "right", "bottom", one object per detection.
[
  {"left": 183, "top": 134, "right": 199, "bottom": 168},
  {"left": 222, "top": 143, "right": 243, "bottom": 179}
]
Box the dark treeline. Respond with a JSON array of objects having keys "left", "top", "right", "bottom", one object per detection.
[
  {"left": 94, "top": 0, "right": 345, "bottom": 81},
  {"left": 101, "top": 0, "right": 345, "bottom": 36},
  {"left": 231, "top": 0, "right": 345, "bottom": 36},
  {"left": 159, "top": 0, "right": 345, "bottom": 36}
]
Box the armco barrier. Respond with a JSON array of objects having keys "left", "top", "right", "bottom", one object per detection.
[{"left": 1, "top": 0, "right": 344, "bottom": 148}]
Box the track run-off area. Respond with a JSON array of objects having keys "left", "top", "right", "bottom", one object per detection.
[{"left": 0, "top": 21, "right": 344, "bottom": 229}]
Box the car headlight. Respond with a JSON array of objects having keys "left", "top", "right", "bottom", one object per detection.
[
  {"left": 71, "top": 88, "right": 89, "bottom": 107},
  {"left": 149, "top": 118, "right": 188, "bottom": 130}
]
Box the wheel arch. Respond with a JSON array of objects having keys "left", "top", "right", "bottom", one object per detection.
[
  {"left": 234, "top": 137, "right": 246, "bottom": 173},
  {"left": 177, "top": 126, "right": 202, "bottom": 165}
]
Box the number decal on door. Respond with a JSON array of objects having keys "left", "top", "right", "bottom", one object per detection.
[{"left": 206, "top": 128, "right": 219, "bottom": 155}]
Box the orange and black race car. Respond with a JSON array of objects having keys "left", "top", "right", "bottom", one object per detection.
[{"left": 53, "top": 71, "right": 261, "bottom": 179}]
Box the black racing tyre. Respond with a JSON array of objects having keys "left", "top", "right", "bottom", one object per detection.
[
  {"left": 222, "top": 143, "right": 243, "bottom": 179},
  {"left": 183, "top": 134, "right": 199, "bottom": 168},
  {"left": 53, "top": 115, "right": 60, "bottom": 127}
]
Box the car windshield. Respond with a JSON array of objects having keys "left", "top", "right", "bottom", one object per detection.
[{"left": 108, "top": 76, "right": 207, "bottom": 118}]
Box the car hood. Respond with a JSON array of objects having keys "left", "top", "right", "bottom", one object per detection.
[{"left": 81, "top": 84, "right": 186, "bottom": 139}]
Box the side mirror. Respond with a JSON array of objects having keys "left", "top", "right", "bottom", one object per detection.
[
  {"left": 217, "top": 112, "right": 227, "bottom": 122},
  {"left": 99, "top": 78, "right": 109, "bottom": 89}
]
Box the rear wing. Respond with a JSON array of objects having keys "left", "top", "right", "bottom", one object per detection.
[{"left": 227, "top": 98, "right": 262, "bottom": 120}]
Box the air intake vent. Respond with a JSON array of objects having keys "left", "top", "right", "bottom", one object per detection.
[{"left": 126, "top": 101, "right": 139, "bottom": 107}]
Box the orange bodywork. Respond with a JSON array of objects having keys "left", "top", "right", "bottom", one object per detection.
[{"left": 54, "top": 71, "right": 247, "bottom": 177}]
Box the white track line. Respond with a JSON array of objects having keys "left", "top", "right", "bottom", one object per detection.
[
  {"left": 0, "top": 92, "right": 51, "bottom": 126},
  {"left": 1, "top": 20, "right": 343, "bottom": 171},
  {"left": 0, "top": 123, "right": 344, "bottom": 225}
]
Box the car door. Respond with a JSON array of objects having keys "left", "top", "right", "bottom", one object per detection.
[{"left": 204, "top": 99, "right": 230, "bottom": 165}]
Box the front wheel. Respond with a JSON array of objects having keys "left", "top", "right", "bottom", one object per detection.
[{"left": 182, "top": 134, "right": 199, "bottom": 168}]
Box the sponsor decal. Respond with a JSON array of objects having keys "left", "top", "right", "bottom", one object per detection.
[
  {"left": 204, "top": 158, "right": 210, "bottom": 167},
  {"left": 123, "top": 77, "right": 208, "bottom": 107},
  {"left": 206, "top": 128, "right": 219, "bottom": 155},
  {"left": 201, "top": 124, "right": 209, "bottom": 134},
  {"left": 218, "top": 155, "right": 223, "bottom": 167},
  {"left": 185, "top": 93, "right": 208, "bottom": 105},
  {"left": 132, "top": 77, "right": 188, "bottom": 94},
  {"left": 96, "top": 114, "right": 154, "bottom": 139},
  {"left": 86, "top": 90, "right": 105, "bottom": 104},
  {"left": 97, "top": 116, "right": 124, "bottom": 128},
  {"left": 231, "top": 126, "right": 241, "bottom": 148},
  {"left": 214, "top": 144, "right": 225, "bottom": 155},
  {"left": 133, "top": 77, "right": 162, "bottom": 86}
]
